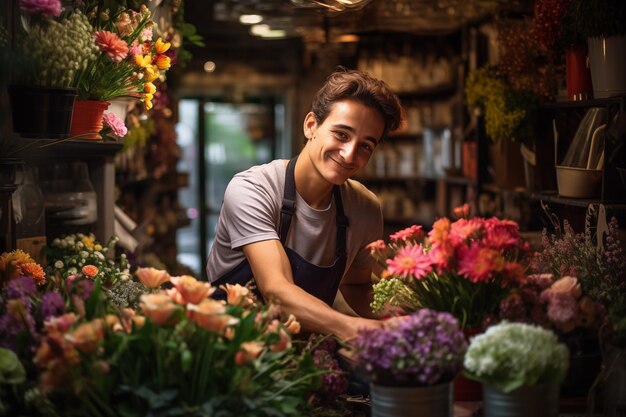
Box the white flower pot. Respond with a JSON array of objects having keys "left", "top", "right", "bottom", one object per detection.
[{"left": 588, "top": 35, "right": 626, "bottom": 99}]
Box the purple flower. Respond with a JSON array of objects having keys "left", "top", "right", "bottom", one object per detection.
[
  {"left": 40, "top": 292, "right": 65, "bottom": 320},
  {"left": 19, "top": 0, "right": 61, "bottom": 17},
  {"left": 102, "top": 113, "right": 128, "bottom": 137},
  {"left": 7, "top": 276, "right": 37, "bottom": 309},
  {"left": 352, "top": 309, "right": 467, "bottom": 386}
]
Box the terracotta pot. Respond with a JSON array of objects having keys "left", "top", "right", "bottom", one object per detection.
[
  {"left": 489, "top": 140, "right": 526, "bottom": 190},
  {"left": 462, "top": 141, "right": 477, "bottom": 180},
  {"left": 70, "top": 100, "right": 110, "bottom": 140}
]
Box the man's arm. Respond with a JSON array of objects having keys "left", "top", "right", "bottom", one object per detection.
[
  {"left": 339, "top": 264, "right": 378, "bottom": 319},
  {"left": 243, "top": 239, "right": 381, "bottom": 341}
]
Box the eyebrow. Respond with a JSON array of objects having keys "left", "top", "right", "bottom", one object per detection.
[{"left": 331, "top": 123, "right": 380, "bottom": 146}]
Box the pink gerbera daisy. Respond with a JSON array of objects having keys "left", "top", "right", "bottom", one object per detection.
[
  {"left": 94, "top": 30, "right": 129, "bottom": 63},
  {"left": 386, "top": 244, "right": 432, "bottom": 280},
  {"left": 457, "top": 243, "right": 503, "bottom": 283},
  {"left": 390, "top": 225, "right": 424, "bottom": 243}
]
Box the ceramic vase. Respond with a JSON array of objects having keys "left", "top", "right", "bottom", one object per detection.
[
  {"left": 482, "top": 383, "right": 559, "bottom": 417},
  {"left": 565, "top": 44, "right": 593, "bottom": 101},
  {"left": 588, "top": 35, "right": 626, "bottom": 99},
  {"left": 370, "top": 381, "right": 453, "bottom": 417},
  {"left": 70, "top": 100, "right": 110, "bottom": 140}
]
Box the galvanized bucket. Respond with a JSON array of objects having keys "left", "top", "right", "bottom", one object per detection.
[
  {"left": 370, "top": 381, "right": 453, "bottom": 417},
  {"left": 483, "top": 383, "right": 559, "bottom": 417}
]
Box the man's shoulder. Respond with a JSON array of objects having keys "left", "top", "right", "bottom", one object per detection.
[{"left": 343, "top": 178, "right": 380, "bottom": 207}]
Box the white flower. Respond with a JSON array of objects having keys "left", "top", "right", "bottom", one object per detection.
[
  {"left": 68, "top": 267, "right": 77, "bottom": 275},
  {"left": 54, "top": 260, "right": 64, "bottom": 269},
  {"left": 80, "top": 251, "right": 88, "bottom": 258}
]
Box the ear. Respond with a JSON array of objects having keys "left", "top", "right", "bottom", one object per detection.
[{"left": 303, "top": 112, "right": 317, "bottom": 140}]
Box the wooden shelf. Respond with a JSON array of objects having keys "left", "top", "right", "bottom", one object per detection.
[{"left": 21, "top": 138, "right": 123, "bottom": 158}]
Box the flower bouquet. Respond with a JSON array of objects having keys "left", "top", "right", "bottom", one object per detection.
[
  {"left": 464, "top": 322, "right": 570, "bottom": 393},
  {"left": 368, "top": 214, "right": 527, "bottom": 329}
]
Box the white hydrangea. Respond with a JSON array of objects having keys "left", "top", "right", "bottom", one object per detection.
[{"left": 464, "top": 322, "right": 570, "bottom": 393}]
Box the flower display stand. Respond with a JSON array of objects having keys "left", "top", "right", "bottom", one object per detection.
[{"left": 370, "top": 382, "right": 453, "bottom": 417}]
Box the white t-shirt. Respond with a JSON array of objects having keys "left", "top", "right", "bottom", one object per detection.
[{"left": 206, "top": 159, "right": 383, "bottom": 283}]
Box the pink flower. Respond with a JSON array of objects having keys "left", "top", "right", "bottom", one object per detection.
[
  {"left": 547, "top": 276, "right": 582, "bottom": 299},
  {"left": 128, "top": 40, "right": 143, "bottom": 59},
  {"left": 450, "top": 218, "right": 483, "bottom": 243},
  {"left": 542, "top": 291, "right": 578, "bottom": 333},
  {"left": 482, "top": 218, "right": 521, "bottom": 250},
  {"left": 140, "top": 292, "right": 180, "bottom": 325},
  {"left": 457, "top": 243, "right": 503, "bottom": 283},
  {"left": 115, "top": 12, "right": 133, "bottom": 37},
  {"left": 94, "top": 31, "right": 129, "bottom": 63},
  {"left": 140, "top": 27, "right": 153, "bottom": 42},
  {"left": 102, "top": 113, "right": 128, "bottom": 137},
  {"left": 169, "top": 275, "right": 215, "bottom": 304},
  {"left": 20, "top": 0, "right": 61, "bottom": 17},
  {"left": 186, "top": 299, "right": 238, "bottom": 333},
  {"left": 527, "top": 273, "right": 554, "bottom": 289},
  {"left": 386, "top": 244, "right": 432, "bottom": 280},
  {"left": 390, "top": 225, "right": 424, "bottom": 243},
  {"left": 452, "top": 203, "right": 470, "bottom": 219}
]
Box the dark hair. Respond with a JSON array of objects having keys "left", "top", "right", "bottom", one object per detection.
[{"left": 310, "top": 67, "right": 403, "bottom": 141}]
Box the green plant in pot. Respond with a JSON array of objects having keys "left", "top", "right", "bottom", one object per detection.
[
  {"left": 9, "top": 5, "right": 97, "bottom": 139},
  {"left": 567, "top": 0, "right": 626, "bottom": 98}
]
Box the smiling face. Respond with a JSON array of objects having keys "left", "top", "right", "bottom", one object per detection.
[{"left": 302, "top": 99, "right": 385, "bottom": 186}]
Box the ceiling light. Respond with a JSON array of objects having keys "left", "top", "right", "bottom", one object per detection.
[
  {"left": 250, "top": 24, "right": 270, "bottom": 36},
  {"left": 239, "top": 14, "right": 263, "bottom": 25},
  {"left": 203, "top": 61, "right": 216, "bottom": 73}
]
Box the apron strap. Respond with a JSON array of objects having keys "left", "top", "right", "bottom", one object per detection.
[{"left": 280, "top": 156, "right": 348, "bottom": 265}]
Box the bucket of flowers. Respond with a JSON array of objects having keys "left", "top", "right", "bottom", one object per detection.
[
  {"left": 463, "top": 321, "right": 570, "bottom": 417},
  {"left": 350, "top": 309, "right": 467, "bottom": 417}
]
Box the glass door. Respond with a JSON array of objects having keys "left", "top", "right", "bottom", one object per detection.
[{"left": 176, "top": 97, "right": 285, "bottom": 279}]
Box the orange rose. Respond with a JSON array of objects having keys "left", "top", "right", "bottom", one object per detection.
[{"left": 135, "top": 267, "right": 170, "bottom": 288}]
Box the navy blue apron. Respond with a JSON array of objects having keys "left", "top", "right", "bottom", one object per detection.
[{"left": 212, "top": 156, "right": 349, "bottom": 305}]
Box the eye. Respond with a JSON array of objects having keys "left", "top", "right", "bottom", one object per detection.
[
  {"left": 361, "top": 142, "right": 373, "bottom": 153},
  {"left": 333, "top": 130, "right": 349, "bottom": 141}
]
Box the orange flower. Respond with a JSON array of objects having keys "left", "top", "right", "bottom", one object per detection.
[
  {"left": 64, "top": 319, "right": 104, "bottom": 353},
  {"left": 154, "top": 54, "right": 171, "bottom": 70},
  {"left": 224, "top": 283, "right": 253, "bottom": 307},
  {"left": 186, "top": 299, "right": 238, "bottom": 333},
  {"left": 283, "top": 314, "right": 301, "bottom": 335},
  {"left": 135, "top": 267, "right": 170, "bottom": 288},
  {"left": 21, "top": 262, "right": 46, "bottom": 285},
  {"left": 234, "top": 341, "right": 264, "bottom": 365},
  {"left": 548, "top": 276, "right": 582, "bottom": 299},
  {"left": 81, "top": 265, "right": 99, "bottom": 278},
  {"left": 154, "top": 37, "right": 171, "bottom": 54},
  {"left": 140, "top": 292, "right": 180, "bottom": 325},
  {"left": 169, "top": 275, "right": 215, "bottom": 304},
  {"left": 266, "top": 320, "right": 292, "bottom": 352}
]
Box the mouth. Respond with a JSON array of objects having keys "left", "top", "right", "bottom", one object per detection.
[{"left": 328, "top": 154, "right": 355, "bottom": 171}]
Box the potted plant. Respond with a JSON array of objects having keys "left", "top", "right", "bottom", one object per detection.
[
  {"left": 9, "top": 1, "right": 96, "bottom": 139},
  {"left": 351, "top": 309, "right": 467, "bottom": 417},
  {"left": 464, "top": 322, "right": 570, "bottom": 417},
  {"left": 69, "top": 2, "right": 174, "bottom": 139},
  {"left": 567, "top": 0, "right": 626, "bottom": 98}
]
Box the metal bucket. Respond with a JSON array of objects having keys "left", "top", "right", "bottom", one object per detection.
[
  {"left": 483, "top": 384, "right": 559, "bottom": 417},
  {"left": 370, "top": 381, "right": 453, "bottom": 417}
]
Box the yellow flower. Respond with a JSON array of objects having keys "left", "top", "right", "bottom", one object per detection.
[
  {"left": 154, "top": 37, "right": 171, "bottom": 54},
  {"left": 81, "top": 235, "right": 95, "bottom": 250},
  {"left": 144, "top": 82, "right": 156, "bottom": 94},
  {"left": 144, "top": 98, "right": 153, "bottom": 111},
  {"left": 154, "top": 54, "right": 171, "bottom": 71},
  {"left": 143, "top": 65, "right": 160, "bottom": 82},
  {"left": 135, "top": 53, "right": 152, "bottom": 68}
]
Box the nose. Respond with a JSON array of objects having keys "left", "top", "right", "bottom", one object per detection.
[{"left": 339, "top": 140, "right": 358, "bottom": 163}]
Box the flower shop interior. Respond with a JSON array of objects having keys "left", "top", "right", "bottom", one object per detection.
[{"left": 1, "top": 0, "right": 626, "bottom": 416}]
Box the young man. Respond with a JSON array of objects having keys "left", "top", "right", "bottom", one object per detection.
[{"left": 206, "top": 68, "right": 402, "bottom": 341}]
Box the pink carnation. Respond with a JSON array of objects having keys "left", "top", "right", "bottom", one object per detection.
[
  {"left": 20, "top": 0, "right": 61, "bottom": 17},
  {"left": 103, "top": 113, "right": 128, "bottom": 137},
  {"left": 94, "top": 31, "right": 129, "bottom": 63}
]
